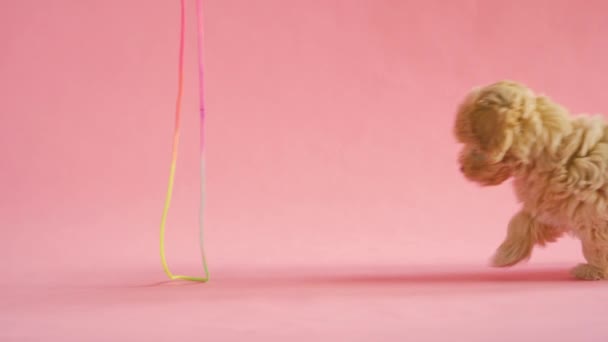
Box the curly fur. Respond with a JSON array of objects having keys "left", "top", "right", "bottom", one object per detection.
[{"left": 454, "top": 80, "right": 608, "bottom": 280}]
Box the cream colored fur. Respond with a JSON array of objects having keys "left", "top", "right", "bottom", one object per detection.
[{"left": 454, "top": 80, "right": 608, "bottom": 280}]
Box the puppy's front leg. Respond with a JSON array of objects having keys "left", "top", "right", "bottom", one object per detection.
[
  {"left": 491, "top": 210, "right": 563, "bottom": 267},
  {"left": 571, "top": 228, "right": 608, "bottom": 280}
]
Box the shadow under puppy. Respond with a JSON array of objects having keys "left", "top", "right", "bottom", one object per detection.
[{"left": 454, "top": 80, "right": 608, "bottom": 280}]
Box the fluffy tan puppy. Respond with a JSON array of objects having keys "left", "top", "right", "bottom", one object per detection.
[{"left": 454, "top": 80, "right": 608, "bottom": 280}]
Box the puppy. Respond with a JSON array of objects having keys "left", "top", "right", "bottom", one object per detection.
[{"left": 454, "top": 80, "right": 608, "bottom": 280}]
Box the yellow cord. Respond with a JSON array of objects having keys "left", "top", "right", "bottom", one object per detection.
[{"left": 159, "top": 0, "right": 209, "bottom": 283}]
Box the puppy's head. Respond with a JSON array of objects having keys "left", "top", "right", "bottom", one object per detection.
[{"left": 454, "top": 80, "right": 536, "bottom": 186}]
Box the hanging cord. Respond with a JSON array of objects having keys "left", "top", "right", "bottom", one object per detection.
[{"left": 159, "top": 0, "right": 210, "bottom": 282}]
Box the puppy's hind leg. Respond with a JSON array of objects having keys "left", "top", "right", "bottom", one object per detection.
[{"left": 492, "top": 210, "right": 563, "bottom": 267}]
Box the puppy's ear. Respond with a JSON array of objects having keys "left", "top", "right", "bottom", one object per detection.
[
  {"left": 453, "top": 87, "right": 482, "bottom": 143},
  {"left": 470, "top": 82, "right": 531, "bottom": 161},
  {"left": 471, "top": 105, "right": 504, "bottom": 150},
  {"left": 469, "top": 105, "right": 513, "bottom": 162},
  {"left": 454, "top": 81, "right": 535, "bottom": 161}
]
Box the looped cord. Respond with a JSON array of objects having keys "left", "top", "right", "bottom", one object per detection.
[{"left": 159, "top": 0, "right": 210, "bottom": 283}]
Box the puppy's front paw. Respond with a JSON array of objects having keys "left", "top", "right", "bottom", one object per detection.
[
  {"left": 491, "top": 241, "right": 532, "bottom": 267},
  {"left": 571, "top": 263, "right": 605, "bottom": 280}
]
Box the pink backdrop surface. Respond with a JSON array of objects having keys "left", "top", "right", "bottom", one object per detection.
[{"left": 2, "top": 0, "right": 608, "bottom": 340}]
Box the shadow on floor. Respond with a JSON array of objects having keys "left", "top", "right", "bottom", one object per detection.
[
  {"left": 322, "top": 268, "right": 574, "bottom": 284},
  {"left": 130, "top": 265, "right": 579, "bottom": 289}
]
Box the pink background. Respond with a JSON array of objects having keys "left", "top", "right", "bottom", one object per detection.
[{"left": 2, "top": 0, "right": 608, "bottom": 340}]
